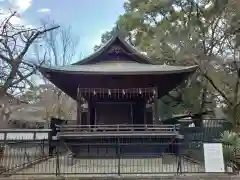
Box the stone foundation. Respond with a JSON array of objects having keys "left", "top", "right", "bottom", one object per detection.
[{"left": 3, "top": 174, "right": 240, "bottom": 180}]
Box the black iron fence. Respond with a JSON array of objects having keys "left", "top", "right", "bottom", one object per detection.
[
  {"left": 0, "top": 140, "right": 206, "bottom": 176},
  {"left": 0, "top": 118, "right": 231, "bottom": 177}
]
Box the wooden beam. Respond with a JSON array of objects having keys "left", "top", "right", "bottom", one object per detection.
[
  {"left": 87, "top": 100, "right": 90, "bottom": 125},
  {"left": 143, "top": 100, "right": 147, "bottom": 124},
  {"left": 76, "top": 90, "right": 82, "bottom": 125},
  {"left": 76, "top": 99, "right": 80, "bottom": 125},
  {"left": 153, "top": 88, "right": 158, "bottom": 125}
]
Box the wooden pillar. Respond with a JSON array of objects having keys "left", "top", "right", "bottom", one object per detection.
[
  {"left": 76, "top": 90, "right": 82, "bottom": 125},
  {"left": 87, "top": 100, "right": 91, "bottom": 125},
  {"left": 130, "top": 103, "right": 134, "bottom": 124},
  {"left": 76, "top": 100, "right": 80, "bottom": 125},
  {"left": 94, "top": 106, "right": 97, "bottom": 125},
  {"left": 153, "top": 88, "right": 158, "bottom": 125},
  {"left": 143, "top": 100, "right": 147, "bottom": 125}
]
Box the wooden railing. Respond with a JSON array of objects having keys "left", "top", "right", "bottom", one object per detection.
[
  {"left": 59, "top": 124, "right": 179, "bottom": 132},
  {"left": 57, "top": 124, "right": 181, "bottom": 137}
]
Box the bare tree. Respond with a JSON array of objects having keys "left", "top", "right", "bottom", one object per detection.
[
  {"left": 12, "top": 84, "right": 77, "bottom": 125},
  {"left": 0, "top": 11, "right": 59, "bottom": 124},
  {"left": 0, "top": 11, "right": 59, "bottom": 99},
  {"left": 41, "top": 19, "right": 79, "bottom": 67},
  {"left": 30, "top": 19, "right": 79, "bottom": 121}
]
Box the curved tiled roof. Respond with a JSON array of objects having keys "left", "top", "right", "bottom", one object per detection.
[
  {"left": 40, "top": 61, "right": 198, "bottom": 75},
  {"left": 38, "top": 26, "right": 198, "bottom": 100}
]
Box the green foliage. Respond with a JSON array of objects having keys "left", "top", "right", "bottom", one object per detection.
[
  {"left": 94, "top": 28, "right": 115, "bottom": 51},
  {"left": 222, "top": 105, "right": 240, "bottom": 128},
  {"left": 221, "top": 131, "right": 240, "bottom": 169},
  {"left": 95, "top": 0, "right": 240, "bottom": 124},
  {"left": 158, "top": 99, "right": 173, "bottom": 120}
]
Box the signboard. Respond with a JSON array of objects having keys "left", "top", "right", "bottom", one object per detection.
[
  {"left": 7, "top": 133, "right": 34, "bottom": 140},
  {"left": 203, "top": 143, "right": 225, "bottom": 172}
]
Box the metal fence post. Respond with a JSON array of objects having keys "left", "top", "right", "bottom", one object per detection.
[
  {"left": 117, "top": 137, "right": 121, "bottom": 176},
  {"left": 177, "top": 135, "right": 184, "bottom": 175},
  {"left": 55, "top": 145, "right": 60, "bottom": 176}
]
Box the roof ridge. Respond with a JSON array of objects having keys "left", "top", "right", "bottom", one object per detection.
[{"left": 73, "top": 25, "right": 153, "bottom": 65}]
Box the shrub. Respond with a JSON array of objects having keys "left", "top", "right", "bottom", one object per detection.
[{"left": 220, "top": 131, "right": 240, "bottom": 171}]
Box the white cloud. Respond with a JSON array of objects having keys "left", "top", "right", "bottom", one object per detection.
[
  {"left": 38, "top": 8, "right": 50, "bottom": 13},
  {"left": 8, "top": 14, "right": 22, "bottom": 25},
  {"left": 8, "top": 0, "right": 32, "bottom": 13},
  {"left": 0, "top": 9, "right": 24, "bottom": 26}
]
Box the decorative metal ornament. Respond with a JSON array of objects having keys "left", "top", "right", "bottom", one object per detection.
[
  {"left": 139, "top": 89, "right": 142, "bottom": 95},
  {"left": 108, "top": 45, "right": 123, "bottom": 54},
  {"left": 122, "top": 89, "right": 125, "bottom": 96}
]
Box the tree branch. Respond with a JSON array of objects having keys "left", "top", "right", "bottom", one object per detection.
[{"left": 17, "top": 26, "right": 59, "bottom": 61}]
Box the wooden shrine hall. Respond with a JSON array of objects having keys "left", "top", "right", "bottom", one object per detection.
[{"left": 39, "top": 27, "right": 197, "bottom": 156}]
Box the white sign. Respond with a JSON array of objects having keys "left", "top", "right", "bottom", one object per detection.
[
  {"left": 6, "top": 133, "right": 34, "bottom": 140},
  {"left": 35, "top": 133, "right": 49, "bottom": 140},
  {"left": 204, "top": 143, "right": 225, "bottom": 172}
]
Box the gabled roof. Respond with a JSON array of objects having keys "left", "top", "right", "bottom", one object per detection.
[
  {"left": 73, "top": 26, "right": 153, "bottom": 65},
  {"left": 37, "top": 25, "right": 198, "bottom": 100},
  {"left": 40, "top": 62, "right": 198, "bottom": 75}
]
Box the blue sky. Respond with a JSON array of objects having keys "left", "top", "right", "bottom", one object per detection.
[{"left": 1, "top": 0, "right": 125, "bottom": 58}]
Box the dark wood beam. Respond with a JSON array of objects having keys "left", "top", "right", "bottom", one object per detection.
[{"left": 153, "top": 88, "right": 159, "bottom": 125}]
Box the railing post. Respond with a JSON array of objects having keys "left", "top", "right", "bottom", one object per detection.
[
  {"left": 176, "top": 134, "right": 184, "bottom": 175},
  {"left": 49, "top": 122, "right": 54, "bottom": 157},
  {"left": 117, "top": 137, "right": 121, "bottom": 176},
  {"left": 153, "top": 87, "right": 158, "bottom": 125},
  {"left": 55, "top": 145, "right": 60, "bottom": 176}
]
